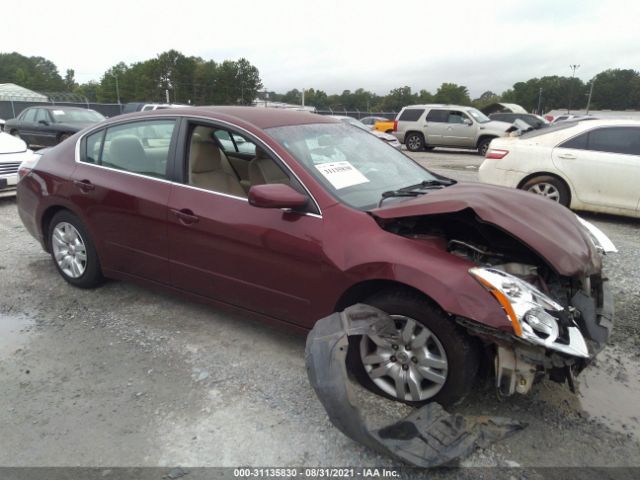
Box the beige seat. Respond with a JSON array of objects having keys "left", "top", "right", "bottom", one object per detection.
[
  {"left": 108, "top": 135, "right": 151, "bottom": 173},
  {"left": 189, "top": 128, "right": 246, "bottom": 197},
  {"left": 248, "top": 146, "right": 290, "bottom": 186}
]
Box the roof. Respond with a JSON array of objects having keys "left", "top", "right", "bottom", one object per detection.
[
  {"left": 403, "top": 104, "right": 476, "bottom": 110},
  {"left": 0, "top": 83, "right": 48, "bottom": 102},
  {"left": 118, "top": 106, "right": 340, "bottom": 129},
  {"left": 24, "top": 105, "right": 97, "bottom": 112}
]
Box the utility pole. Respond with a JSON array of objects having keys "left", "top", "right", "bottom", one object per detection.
[
  {"left": 568, "top": 64, "right": 580, "bottom": 114},
  {"left": 301, "top": 88, "right": 305, "bottom": 107},
  {"left": 585, "top": 80, "right": 595, "bottom": 114},
  {"left": 165, "top": 89, "right": 170, "bottom": 103},
  {"left": 110, "top": 73, "right": 121, "bottom": 105},
  {"left": 537, "top": 87, "right": 543, "bottom": 114}
]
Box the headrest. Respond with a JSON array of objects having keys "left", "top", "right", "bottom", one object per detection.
[{"left": 191, "top": 138, "right": 223, "bottom": 173}]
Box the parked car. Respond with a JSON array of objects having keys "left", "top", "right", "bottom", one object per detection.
[
  {"left": 551, "top": 114, "right": 593, "bottom": 124},
  {"left": 4, "top": 106, "right": 105, "bottom": 149},
  {"left": 479, "top": 119, "right": 640, "bottom": 217},
  {"left": 122, "top": 103, "right": 191, "bottom": 114},
  {"left": 328, "top": 115, "right": 401, "bottom": 149},
  {"left": 363, "top": 116, "right": 395, "bottom": 133},
  {"left": 393, "top": 104, "right": 514, "bottom": 155},
  {"left": 359, "top": 116, "right": 388, "bottom": 128},
  {"left": 489, "top": 113, "right": 549, "bottom": 130},
  {"left": 0, "top": 132, "right": 35, "bottom": 198},
  {"left": 17, "top": 106, "right": 615, "bottom": 406}
]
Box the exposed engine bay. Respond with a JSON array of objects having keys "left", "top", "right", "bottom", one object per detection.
[{"left": 379, "top": 209, "right": 615, "bottom": 396}]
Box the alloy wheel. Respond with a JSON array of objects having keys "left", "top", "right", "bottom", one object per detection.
[
  {"left": 51, "top": 222, "right": 88, "bottom": 278},
  {"left": 359, "top": 315, "right": 448, "bottom": 402},
  {"left": 528, "top": 182, "right": 561, "bottom": 202}
]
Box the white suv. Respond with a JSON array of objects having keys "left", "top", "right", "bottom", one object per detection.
[{"left": 393, "top": 104, "right": 514, "bottom": 155}]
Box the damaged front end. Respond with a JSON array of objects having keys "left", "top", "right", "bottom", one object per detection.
[{"left": 374, "top": 200, "right": 616, "bottom": 397}]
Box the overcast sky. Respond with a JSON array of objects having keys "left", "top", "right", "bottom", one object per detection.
[{"left": 5, "top": 0, "right": 640, "bottom": 97}]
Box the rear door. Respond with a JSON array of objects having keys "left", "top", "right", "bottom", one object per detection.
[
  {"left": 552, "top": 126, "right": 640, "bottom": 212},
  {"left": 423, "top": 109, "right": 448, "bottom": 145},
  {"left": 16, "top": 108, "right": 38, "bottom": 145},
  {"left": 71, "top": 118, "right": 178, "bottom": 282}
]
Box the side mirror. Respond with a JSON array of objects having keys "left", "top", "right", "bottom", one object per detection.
[
  {"left": 463, "top": 118, "right": 473, "bottom": 126},
  {"left": 38, "top": 120, "right": 49, "bottom": 126},
  {"left": 248, "top": 184, "right": 308, "bottom": 210}
]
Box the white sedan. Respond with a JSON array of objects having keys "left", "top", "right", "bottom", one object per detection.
[
  {"left": 478, "top": 119, "right": 640, "bottom": 218},
  {"left": 0, "top": 132, "right": 35, "bottom": 198}
]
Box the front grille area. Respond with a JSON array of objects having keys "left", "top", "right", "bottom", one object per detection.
[{"left": 0, "top": 162, "right": 20, "bottom": 176}]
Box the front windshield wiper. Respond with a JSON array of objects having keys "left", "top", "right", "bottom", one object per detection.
[{"left": 377, "top": 179, "right": 455, "bottom": 207}]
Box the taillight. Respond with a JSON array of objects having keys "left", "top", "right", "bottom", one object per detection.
[
  {"left": 485, "top": 148, "right": 509, "bottom": 159},
  {"left": 393, "top": 120, "right": 398, "bottom": 131},
  {"left": 18, "top": 154, "right": 41, "bottom": 180}
]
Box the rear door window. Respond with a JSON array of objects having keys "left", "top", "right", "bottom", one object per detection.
[
  {"left": 559, "top": 132, "right": 589, "bottom": 150},
  {"left": 398, "top": 109, "right": 425, "bottom": 122},
  {"left": 81, "top": 119, "right": 177, "bottom": 178},
  {"left": 425, "top": 109, "right": 448, "bottom": 123}
]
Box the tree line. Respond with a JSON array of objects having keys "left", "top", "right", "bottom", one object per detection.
[{"left": 1, "top": 51, "right": 640, "bottom": 113}]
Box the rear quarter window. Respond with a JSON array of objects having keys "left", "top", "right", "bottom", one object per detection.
[{"left": 398, "top": 109, "right": 425, "bottom": 122}]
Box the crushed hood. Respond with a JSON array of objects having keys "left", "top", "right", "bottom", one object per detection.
[{"left": 370, "top": 183, "right": 601, "bottom": 276}]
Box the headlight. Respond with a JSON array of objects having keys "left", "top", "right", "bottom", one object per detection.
[
  {"left": 576, "top": 215, "right": 617, "bottom": 253},
  {"left": 469, "top": 267, "right": 589, "bottom": 358}
]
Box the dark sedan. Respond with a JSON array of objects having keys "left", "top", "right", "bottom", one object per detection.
[
  {"left": 488, "top": 112, "right": 549, "bottom": 130},
  {"left": 16, "top": 107, "right": 614, "bottom": 406},
  {"left": 5, "top": 106, "right": 105, "bottom": 149}
]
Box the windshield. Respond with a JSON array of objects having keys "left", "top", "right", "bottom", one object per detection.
[
  {"left": 341, "top": 117, "right": 370, "bottom": 132},
  {"left": 466, "top": 108, "right": 490, "bottom": 123},
  {"left": 266, "top": 123, "right": 440, "bottom": 209},
  {"left": 51, "top": 109, "right": 105, "bottom": 124}
]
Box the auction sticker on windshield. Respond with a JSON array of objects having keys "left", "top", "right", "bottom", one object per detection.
[{"left": 315, "top": 161, "right": 369, "bottom": 190}]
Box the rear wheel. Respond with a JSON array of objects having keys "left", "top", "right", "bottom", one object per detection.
[
  {"left": 477, "top": 137, "right": 493, "bottom": 156},
  {"left": 405, "top": 132, "right": 424, "bottom": 152},
  {"left": 521, "top": 175, "right": 570, "bottom": 207},
  {"left": 347, "top": 290, "right": 479, "bottom": 406},
  {"left": 49, "top": 210, "right": 104, "bottom": 288}
]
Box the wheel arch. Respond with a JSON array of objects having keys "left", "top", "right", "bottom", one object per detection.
[
  {"left": 335, "top": 279, "right": 444, "bottom": 314},
  {"left": 41, "top": 205, "right": 71, "bottom": 252},
  {"left": 516, "top": 171, "right": 574, "bottom": 206},
  {"left": 476, "top": 134, "right": 497, "bottom": 148}
]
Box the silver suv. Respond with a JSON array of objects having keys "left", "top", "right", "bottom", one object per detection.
[{"left": 394, "top": 104, "right": 513, "bottom": 155}]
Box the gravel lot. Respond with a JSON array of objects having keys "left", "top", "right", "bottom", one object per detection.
[{"left": 0, "top": 149, "right": 639, "bottom": 474}]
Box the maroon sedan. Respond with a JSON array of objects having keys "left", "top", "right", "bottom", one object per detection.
[{"left": 16, "top": 107, "right": 615, "bottom": 406}]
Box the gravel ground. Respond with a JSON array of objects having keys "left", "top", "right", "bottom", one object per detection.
[{"left": 0, "top": 149, "right": 638, "bottom": 474}]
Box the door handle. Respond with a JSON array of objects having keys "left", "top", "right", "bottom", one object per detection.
[
  {"left": 558, "top": 153, "right": 577, "bottom": 160},
  {"left": 73, "top": 179, "right": 95, "bottom": 192},
  {"left": 171, "top": 208, "right": 199, "bottom": 224}
]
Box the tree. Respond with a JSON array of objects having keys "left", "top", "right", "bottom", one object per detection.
[
  {"left": 64, "top": 69, "right": 77, "bottom": 91},
  {"left": 434, "top": 83, "right": 471, "bottom": 105},
  {"left": 378, "top": 86, "right": 417, "bottom": 111},
  {"left": 472, "top": 90, "right": 499, "bottom": 109},
  {"left": 0, "top": 52, "right": 65, "bottom": 92},
  {"left": 589, "top": 69, "right": 640, "bottom": 110}
]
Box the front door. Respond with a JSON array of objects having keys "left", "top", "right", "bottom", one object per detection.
[
  {"left": 442, "top": 110, "right": 475, "bottom": 147},
  {"left": 167, "top": 121, "right": 325, "bottom": 325},
  {"left": 71, "top": 118, "right": 178, "bottom": 283}
]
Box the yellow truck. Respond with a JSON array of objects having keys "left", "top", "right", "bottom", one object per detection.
[{"left": 360, "top": 116, "right": 396, "bottom": 133}]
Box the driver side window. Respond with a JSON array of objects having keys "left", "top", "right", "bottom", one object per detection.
[{"left": 186, "top": 124, "right": 292, "bottom": 198}]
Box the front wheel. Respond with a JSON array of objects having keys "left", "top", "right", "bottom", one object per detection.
[
  {"left": 49, "top": 210, "right": 104, "bottom": 288},
  {"left": 521, "top": 175, "right": 570, "bottom": 207},
  {"left": 405, "top": 132, "right": 425, "bottom": 152},
  {"left": 347, "top": 290, "right": 479, "bottom": 406}
]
